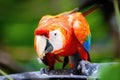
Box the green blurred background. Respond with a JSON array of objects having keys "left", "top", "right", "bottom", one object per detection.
[{"left": 0, "top": 0, "right": 119, "bottom": 78}]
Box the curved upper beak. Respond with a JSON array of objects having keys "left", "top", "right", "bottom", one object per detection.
[{"left": 35, "top": 35, "right": 53, "bottom": 59}]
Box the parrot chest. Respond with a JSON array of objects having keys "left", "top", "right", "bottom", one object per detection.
[{"left": 56, "top": 35, "right": 79, "bottom": 56}]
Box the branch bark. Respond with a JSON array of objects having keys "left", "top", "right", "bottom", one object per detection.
[{"left": 0, "top": 62, "right": 117, "bottom": 80}]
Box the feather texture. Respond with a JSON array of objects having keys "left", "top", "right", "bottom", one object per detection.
[{"left": 34, "top": 11, "right": 91, "bottom": 69}]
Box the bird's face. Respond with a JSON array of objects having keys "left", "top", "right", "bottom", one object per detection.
[{"left": 34, "top": 24, "right": 66, "bottom": 59}]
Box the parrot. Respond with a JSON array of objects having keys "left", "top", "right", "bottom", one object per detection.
[{"left": 34, "top": 9, "right": 91, "bottom": 74}]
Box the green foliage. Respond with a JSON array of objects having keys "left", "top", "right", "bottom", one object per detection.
[
  {"left": 4, "top": 23, "right": 35, "bottom": 46},
  {"left": 0, "top": 69, "right": 13, "bottom": 80},
  {"left": 113, "top": 0, "right": 120, "bottom": 35},
  {"left": 100, "top": 63, "right": 120, "bottom": 80},
  {"left": 21, "top": 57, "right": 47, "bottom": 71},
  {"left": 86, "top": 9, "right": 109, "bottom": 43}
]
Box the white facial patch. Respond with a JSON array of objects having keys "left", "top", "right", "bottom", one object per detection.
[
  {"left": 48, "top": 30, "right": 63, "bottom": 52},
  {"left": 35, "top": 35, "right": 47, "bottom": 59}
]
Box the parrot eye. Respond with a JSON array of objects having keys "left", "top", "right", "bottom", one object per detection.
[{"left": 54, "top": 33, "right": 57, "bottom": 36}]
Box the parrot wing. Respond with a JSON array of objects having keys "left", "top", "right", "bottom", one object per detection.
[{"left": 72, "top": 13, "right": 91, "bottom": 54}]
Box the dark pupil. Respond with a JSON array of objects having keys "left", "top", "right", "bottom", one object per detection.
[{"left": 54, "top": 33, "right": 57, "bottom": 36}]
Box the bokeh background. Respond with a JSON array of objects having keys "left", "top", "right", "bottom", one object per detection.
[{"left": 0, "top": 0, "right": 120, "bottom": 78}]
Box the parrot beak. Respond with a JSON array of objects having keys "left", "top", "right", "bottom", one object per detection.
[{"left": 35, "top": 36, "right": 53, "bottom": 59}]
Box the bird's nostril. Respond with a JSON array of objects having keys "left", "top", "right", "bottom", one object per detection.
[{"left": 43, "top": 34, "right": 47, "bottom": 37}]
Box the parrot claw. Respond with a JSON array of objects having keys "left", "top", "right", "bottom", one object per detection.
[
  {"left": 40, "top": 68, "right": 49, "bottom": 74},
  {"left": 77, "top": 60, "right": 98, "bottom": 76}
]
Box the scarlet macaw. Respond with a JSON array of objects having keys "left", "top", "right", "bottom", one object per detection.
[{"left": 34, "top": 10, "right": 91, "bottom": 72}]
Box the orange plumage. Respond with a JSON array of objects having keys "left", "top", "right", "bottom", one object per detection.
[{"left": 34, "top": 11, "right": 91, "bottom": 69}]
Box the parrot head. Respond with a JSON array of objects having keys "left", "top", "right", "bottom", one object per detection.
[{"left": 34, "top": 15, "right": 69, "bottom": 59}]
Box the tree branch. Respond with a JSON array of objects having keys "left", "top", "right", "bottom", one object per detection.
[{"left": 0, "top": 62, "right": 118, "bottom": 80}]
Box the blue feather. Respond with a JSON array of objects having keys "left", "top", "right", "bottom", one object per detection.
[{"left": 83, "top": 34, "right": 91, "bottom": 53}]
